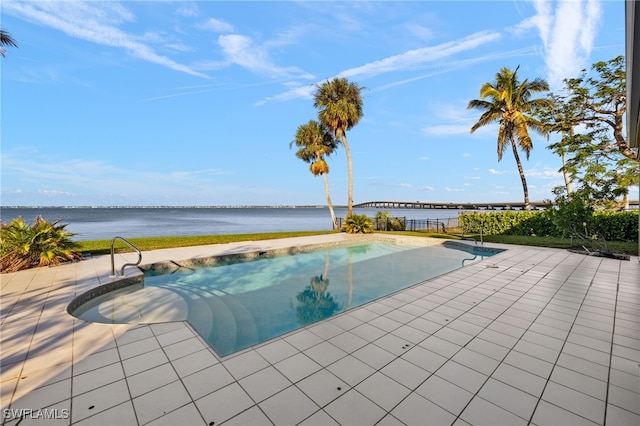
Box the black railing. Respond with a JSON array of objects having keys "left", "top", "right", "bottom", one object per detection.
[{"left": 336, "top": 217, "right": 459, "bottom": 233}]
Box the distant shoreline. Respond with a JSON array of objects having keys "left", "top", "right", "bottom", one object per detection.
[{"left": 1, "top": 205, "right": 341, "bottom": 209}]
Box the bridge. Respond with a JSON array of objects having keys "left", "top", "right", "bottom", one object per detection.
[{"left": 353, "top": 200, "right": 640, "bottom": 210}]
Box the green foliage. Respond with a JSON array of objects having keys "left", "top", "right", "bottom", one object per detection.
[
  {"left": 1, "top": 216, "right": 82, "bottom": 273},
  {"left": 374, "top": 211, "right": 405, "bottom": 231},
  {"left": 341, "top": 214, "right": 373, "bottom": 234},
  {"left": 459, "top": 208, "right": 638, "bottom": 242}
]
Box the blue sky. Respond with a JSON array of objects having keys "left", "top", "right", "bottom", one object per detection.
[{"left": 1, "top": 0, "right": 628, "bottom": 207}]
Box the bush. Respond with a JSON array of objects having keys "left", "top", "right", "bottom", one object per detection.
[
  {"left": 1, "top": 216, "right": 82, "bottom": 273},
  {"left": 374, "top": 211, "right": 405, "bottom": 231},
  {"left": 342, "top": 214, "right": 373, "bottom": 234},
  {"left": 459, "top": 208, "right": 638, "bottom": 242}
]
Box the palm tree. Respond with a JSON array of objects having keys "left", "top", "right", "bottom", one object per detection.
[
  {"left": 313, "top": 77, "right": 365, "bottom": 215},
  {"left": 468, "top": 66, "right": 550, "bottom": 209},
  {"left": 292, "top": 120, "right": 340, "bottom": 229},
  {"left": 0, "top": 29, "right": 18, "bottom": 57}
]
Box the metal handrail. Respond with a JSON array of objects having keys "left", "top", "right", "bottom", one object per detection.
[
  {"left": 110, "top": 236, "right": 142, "bottom": 277},
  {"left": 461, "top": 220, "right": 484, "bottom": 246}
]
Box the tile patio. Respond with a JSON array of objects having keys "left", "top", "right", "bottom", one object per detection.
[{"left": 1, "top": 234, "right": 638, "bottom": 425}]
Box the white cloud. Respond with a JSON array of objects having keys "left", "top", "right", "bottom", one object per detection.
[
  {"left": 418, "top": 156, "right": 430, "bottom": 161},
  {"left": 217, "top": 34, "right": 314, "bottom": 79},
  {"left": 405, "top": 23, "right": 434, "bottom": 41},
  {"left": 516, "top": 0, "right": 603, "bottom": 89},
  {"left": 488, "top": 169, "right": 509, "bottom": 175},
  {"left": 2, "top": 0, "right": 209, "bottom": 78},
  {"left": 526, "top": 167, "right": 562, "bottom": 179},
  {"left": 421, "top": 186, "right": 435, "bottom": 191},
  {"left": 199, "top": 18, "right": 235, "bottom": 33},
  {"left": 462, "top": 153, "right": 472, "bottom": 158},
  {"left": 259, "top": 30, "right": 501, "bottom": 105},
  {"left": 445, "top": 187, "right": 464, "bottom": 192}
]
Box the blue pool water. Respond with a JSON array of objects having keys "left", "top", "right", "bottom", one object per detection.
[{"left": 72, "top": 242, "right": 499, "bottom": 356}]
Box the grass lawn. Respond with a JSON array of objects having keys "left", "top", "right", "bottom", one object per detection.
[{"left": 78, "top": 229, "right": 638, "bottom": 256}]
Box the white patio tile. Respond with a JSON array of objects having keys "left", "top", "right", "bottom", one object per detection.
[
  {"left": 115, "top": 326, "right": 154, "bottom": 346},
  {"left": 435, "top": 361, "right": 488, "bottom": 394},
  {"left": 181, "top": 364, "right": 235, "bottom": 401},
  {"left": 549, "top": 365, "right": 607, "bottom": 401},
  {"left": 297, "top": 409, "right": 340, "bottom": 426},
  {"left": 307, "top": 321, "right": 344, "bottom": 340},
  {"left": 72, "top": 362, "right": 125, "bottom": 396},
  {"left": 238, "top": 366, "right": 291, "bottom": 403},
  {"left": 71, "top": 379, "right": 131, "bottom": 422},
  {"left": 255, "top": 338, "right": 299, "bottom": 364},
  {"left": 126, "top": 363, "right": 179, "bottom": 399},
  {"left": 351, "top": 343, "right": 395, "bottom": 370},
  {"left": 222, "top": 406, "right": 273, "bottom": 426},
  {"left": 390, "top": 392, "right": 456, "bottom": 426},
  {"left": 531, "top": 400, "right": 600, "bottom": 426},
  {"left": 355, "top": 372, "right": 410, "bottom": 411},
  {"left": 297, "top": 369, "right": 348, "bottom": 407},
  {"left": 380, "top": 357, "right": 431, "bottom": 391},
  {"left": 11, "top": 379, "right": 71, "bottom": 412},
  {"left": 259, "top": 385, "right": 319, "bottom": 425},
  {"left": 491, "top": 363, "right": 547, "bottom": 397},
  {"left": 326, "top": 355, "right": 375, "bottom": 387},
  {"left": 419, "top": 335, "right": 462, "bottom": 358},
  {"left": 349, "top": 323, "right": 387, "bottom": 342},
  {"left": 121, "top": 349, "right": 169, "bottom": 377},
  {"left": 541, "top": 381, "right": 606, "bottom": 424},
  {"left": 452, "top": 348, "right": 501, "bottom": 376},
  {"left": 460, "top": 396, "right": 527, "bottom": 425},
  {"left": 117, "top": 337, "right": 161, "bottom": 360},
  {"left": 303, "top": 341, "right": 347, "bottom": 367},
  {"left": 284, "top": 329, "right": 324, "bottom": 351},
  {"left": 402, "top": 345, "right": 448, "bottom": 373},
  {"left": 274, "top": 353, "right": 322, "bottom": 383},
  {"left": 145, "top": 403, "right": 206, "bottom": 426},
  {"left": 132, "top": 380, "right": 191, "bottom": 425},
  {"left": 605, "top": 404, "right": 640, "bottom": 426},
  {"left": 171, "top": 349, "right": 219, "bottom": 377},
  {"left": 73, "top": 401, "right": 138, "bottom": 426},
  {"left": 324, "top": 389, "right": 386, "bottom": 426},
  {"left": 608, "top": 383, "right": 640, "bottom": 415},
  {"left": 222, "top": 350, "right": 269, "bottom": 380},
  {"left": 162, "top": 337, "right": 207, "bottom": 362},
  {"left": 477, "top": 378, "right": 538, "bottom": 420},
  {"left": 416, "top": 374, "right": 474, "bottom": 415},
  {"left": 328, "top": 331, "right": 368, "bottom": 353},
  {"left": 72, "top": 347, "right": 120, "bottom": 375},
  {"left": 503, "top": 350, "right": 554, "bottom": 379},
  {"left": 195, "top": 383, "right": 254, "bottom": 425}
]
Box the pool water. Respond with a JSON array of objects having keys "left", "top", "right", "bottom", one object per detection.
[{"left": 72, "top": 242, "right": 497, "bottom": 356}]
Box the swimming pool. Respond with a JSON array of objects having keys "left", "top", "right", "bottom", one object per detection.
[{"left": 71, "top": 240, "right": 501, "bottom": 356}]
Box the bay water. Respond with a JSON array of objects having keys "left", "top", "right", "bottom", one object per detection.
[{"left": 0, "top": 206, "right": 463, "bottom": 241}]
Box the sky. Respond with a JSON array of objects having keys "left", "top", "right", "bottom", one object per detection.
[{"left": 0, "top": 0, "right": 629, "bottom": 207}]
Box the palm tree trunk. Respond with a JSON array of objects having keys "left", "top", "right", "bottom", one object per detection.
[
  {"left": 342, "top": 135, "right": 353, "bottom": 215},
  {"left": 322, "top": 173, "right": 338, "bottom": 229},
  {"left": 510, "top": 137, "right": 530, "bottom": 210}
]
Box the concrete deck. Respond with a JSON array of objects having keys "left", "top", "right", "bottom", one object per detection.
[{"left": 1, "top": 234, "right": 638, "bottom": 425}]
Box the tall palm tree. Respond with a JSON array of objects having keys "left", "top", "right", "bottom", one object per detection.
[
  {"left": 314, "top": 77, "right": 364, "bottom": 215},
  {"left": 468, "top": 66, "right": 550, "bottom": 209},
  {"left": 0, "top": 29, "right": 18, "bottom": 57},
  {"left": 292, "top": 120, "right": 340, "bottom": 229}
]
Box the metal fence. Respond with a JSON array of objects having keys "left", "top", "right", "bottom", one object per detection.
[{"left": 336, "top": 216, "right": 459, "bottom": 233}]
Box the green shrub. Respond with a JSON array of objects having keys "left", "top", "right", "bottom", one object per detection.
[
  {"left": 342, "top": 214, "right": 373, "bottom": 234},
  {"left": 459, "top": 208, "right": 638, "bottom": 242},
  {"left": 1, "top": 216, "right": 82, "bottom": 273}
]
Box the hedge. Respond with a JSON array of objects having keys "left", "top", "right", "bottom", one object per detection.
[{"left": 459, "top": 210, "right": 638, "bottom": 242}]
